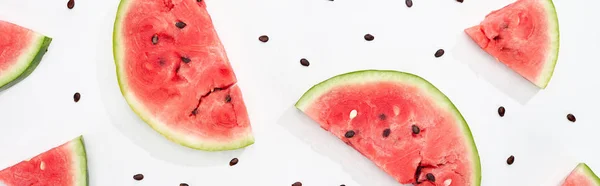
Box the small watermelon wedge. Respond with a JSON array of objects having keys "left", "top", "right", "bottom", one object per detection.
[
  {"left": 295, "top": 70, "right": 481, "bottom": 186},
  {"left": 465, "top": 0, "right": 559, "bottom": 89},
  {"left": 0, "top": 136, "right": 88, "bottom": 186},
  {"left": 0, "top": 20, "right": 52, "bottom": 90},
  {"left": 113, "top": 0, "right": 254, "bottom": 151},
  {"left": 562, "top": 163, "right": 600, "bottom": 186}
]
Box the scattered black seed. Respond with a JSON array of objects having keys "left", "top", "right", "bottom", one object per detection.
[
  {"left": 175, "top": 21, "right": 187, "bottom": 29},
  {"left": 411, "top": 125, "right": 420, "bottom": 134},
  {"left": 493, "top": 36, "right": 501, "bottom": 41},
  {"left": 506, "top": 155, "right": 515, "bottom": 165},
  {"left": 259, "top": 35, "right": 269, "bottom": 42},
  {"left": 225, "top": 95, "right": 232, "bottom": 103},
  {"left": 229, "top": 158, "right": 239, "bottom": 166},
  {"left": 197, "top": 0, "right": 202, "bottom": 2},
  {"left": 382, "top": 128, "right": 391, "bottom": 137},
  {"left": 67, "top": 0, "right": 75, "bottom": 9},
  {"left": 181, "top": 57, "right": 191, "bottom": 63},
  {"left": 300, "top": 58, "right": 310, "bottom": 67},
  {"left": 340, "top": 185, "right": 345, "bottom": 186},
  {"left": 426, "top": 173, "right": 436, "bottom": 182},
  {"left": 133, "top": 174, "right": 144, "bottom": 181},
  {"left": 191, "top": 108, "right": 198, "bottom": 116},
  {"left": 405, "top": 0, "right": 413, "bottom": 8},
  {"left": 151, "top": 34, "right": 158, "bottom": 45},
  {"left": 379, "top": 113, "right": 387, "bottom": 120},
  {"left": 434, "top": 49, "right": 445, "bottom": 58},
  {"left": 180, "top": 183, "right": 189, "bottom": 186},
  {"left": 567, "top": 114, "right": 576, "bottom": 122},
  {"left": 456, "top": 0, "right": 464, "bottom": 3},
  {"left": 345, "top": 130, "right": 356, "bottom": 138},
  {"left": 498, "top": 106, "right": 506, "bottom": 117},
  {"left": 73, "top": 92, "right": 81, "bottom": 103},
  {"left": 292, "top": 182, "right": 302, "bottom": 186},
  {"left": 364, "top": 34, "right": 375, "bottom": 41}
]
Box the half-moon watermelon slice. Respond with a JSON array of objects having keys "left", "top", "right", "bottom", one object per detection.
[
  {"left": 561, "top": 163, "right": 600, "bottom": 186},
  {"left": 295, "top": 70, "right": 481, "bottom": 186},
  {"left": 0, "top": 136, "right": 88, "bottom": 186},
  {"left": 113, "top": 0, "right": 254, "bottom": 151},
  {"left": 0, "top": 20, "right": 52, "bottom": 90},
  {"left": 465, "top": 0, "right": 559, "bottom": 89}
]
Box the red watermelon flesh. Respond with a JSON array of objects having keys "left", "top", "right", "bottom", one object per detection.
[
  {"left": 0, "top": 136, "right": 88, "bottom": 186},
  {"left": 113, "top": 0, "right": 254, "bottom": 151},
  {"left": 562, "top": 163, "right": 600, "bottom": 186},
  {"left": 465, "top": 0, "right": 559, "bottom": 89},
  {"left": 295, "top": 70, "right": 481, "bottom": 186}
]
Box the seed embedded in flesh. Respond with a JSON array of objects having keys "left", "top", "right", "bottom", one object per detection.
[
  {"left": 300, "top": 58, "right": 310, "bottom": 66},
  {"left": 292, "top": 182, "right": 302, "bottom": 186},
  {"left": 364, "top": 34, "right": 375, "bottom": 41},
  {"left": 197, "top": 0, "right": 202, "bottom": 2},
  {"left": 180, "top": 183, "right": 189, "bottom": 186},
  {"left": 151, "top": 34, "right": 158, "bottom": 45},
  {"left": 225, "top": 95, "right": 232, "bottom": 103},
  {"left": 567, "top": 114, "right": 576, "bottom": 122},
  {"left": 405, "top": 0, "right": 413, "bottom": 7},
  {"left": 412, "top": 125, "right": 420, "bottom": 134},
  {"left": 345, "top": 130, "right": 356, "bottom": 138},
  {"left": 259, "top": 35, "right": 269, "bottom": 42},
  {"left": 426, "top": 173, "right": 436, "bottom": 182},
  {"left": 181, "top": 57, "right": 191, "bottom": 63},
  {"left": 175, "top": 21, "right": 187, "bottom": 29},
  {"left": 382, "top": 128, "right": 391, "bottom": 137},
  {"left": 434, "top": 49, "right": 445, "bottom": 58},
  {"left": 498, "top": 106, "right": 506, "bottom": 117},
  {"left": 73, "top": 92, "right": 81, "bottom": 103},
  {"left": 229, "top": 158, "right": 239, "bottom": 166},
  {"left": 506, "top": 155, "right": 515, "bottom": 165},
  {"left": 133, "top": 174, "right": 144, "bottom": 181},
  {"left": 378, "top": 113, "right": 387, "bottom": 120}
]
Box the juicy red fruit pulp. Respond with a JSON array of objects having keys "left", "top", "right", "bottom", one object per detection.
[{"left": 303, "top": 82, "right": 475, "bottom": 185}]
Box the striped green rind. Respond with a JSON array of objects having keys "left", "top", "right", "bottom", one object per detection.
[
  {"left": 112, "top": 0, "right": 255, "bottom": 151},
  {"left": 295, "top": 70, "right": 481, "bottom": 186},
  {"left": 69, "top": 136, "right": 88, "bottom": 186},
  {"left": 536, "top": 0, "right": 560, "bottom": 89},
  {"left": 0, "top": 36, "right": 51, "bottom": 90},
  {"left": 575, "top": 163, "right": 600, "bottom": 185}
]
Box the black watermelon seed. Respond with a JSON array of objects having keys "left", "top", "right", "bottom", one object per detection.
[
  {"left": 456, "top": 0, "right": 464, "bottom": 3},
  {"left": 259, "top": 35, "right": 269, "bottom": 42},
  {"left": 405, "top": 0, "right": 413, "bottom": 8},
  {"left": 364, "top": 34, "right": 375, "bottom": 41},
  {"left": 507, "top": 155, "right": 515, "bottom": 165},
  {"left": 341, "top": 185, "right": 345, "bottom": 186},
  {"left": 133, "top": 174, "right": 144, "bottom": 181},
  {"left": 434, "top": 49, "right": 445, "bottom": 58},
  {"left": 197, "top": 0, "right": 202, "bottom": 2},
  {"left": 292, "top": 182, "right": 302, "bottom": 186},
  {"left": 229, "top": 158, "right": 239, "bottom": 166},
  {"left": 426, "top": 173, "right": 435, "bottom": 182},
  {"left": 567, "top": 114, "right": 576, "bottom": 122},
  {"left": 67, "top": 0, "right": 75, "bottom": 9},
  {"left": 498, "top": 106, "right": 506, "bottom": 117},
  {"left": 300, "top": 58, "right": 310, "bottom": 67},
  {"left": 180, "top": 183, "right": 189, "bottom": 186},
  {"left": 382, "top": 128, "right": 391, "bottom": 137},
  {"left": 225, "top": 95, "right": 232, "bottom": 103},
  {"left": 181, "top": 57, "right": 191, "bottom": 63},
  {"left": 73, "top": 92, "right": 81, "bottom": 103},
  {"left": 151, "top": 34, "right": 158, "bottom": 45},
  {"left": 175, "top": 21, "right": 187, "bottom": 29},
  {"left": 379, "top": 114, "right": 387, "bottom": 120},
  {"left": 411, "top": 125, "right": 420, "bottom": 134},
  {"left": 345, "top": 130, "right": 356, "bottom": 138}
]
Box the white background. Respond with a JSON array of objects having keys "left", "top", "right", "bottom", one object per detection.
[{"left": 0, "top": 0, "right": 598, "bottom": 185}]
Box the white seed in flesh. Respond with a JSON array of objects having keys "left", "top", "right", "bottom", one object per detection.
[{"left": 349, "top": 110, "right": 358, "bottom": 119}]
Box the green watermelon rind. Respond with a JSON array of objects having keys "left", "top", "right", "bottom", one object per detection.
[
  {"left": 536, "top": 0, "right": 560, "bottom": 89},
  {"left": 70, "top": 136, "right": 89, "bottom": 186},
  {"left": 574, "top": 163, "right": 600, "bottom": 185},
  {"left": 0, "top": 35, "right": 51, "bottom": 90},
  {"left": 112, "top": 0, "right": 255, "bottom": 151},
  {"left": 295, "top": 70, "right": 481, "bottom": 186}
]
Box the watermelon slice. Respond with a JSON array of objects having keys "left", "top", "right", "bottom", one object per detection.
[
  {"left": 295, "top": 70, "right": 481, "bottom": 186},
  {"left": 0, "top": 20, "right": 52, "bottom": 89},
  {"left": 0, "top": 136, "right": 88, "bottom": 186},
  {"left": 113, "top": 0, "right": 254, "bottom": 151},
  {"left": 465, "top": 0, "right": 559, "bottom": 89},
  {"left": 562, "top": 163, "right": 600, "bottom": 186}
]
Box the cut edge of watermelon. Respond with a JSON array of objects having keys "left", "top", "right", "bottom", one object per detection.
[
  {"left": 537, "top": 0, "right": 560, "bottom": 89},
  {"left": 70, "top": 136, "right": 89, "bottom": 186},
  {"left": 573, "top": 163, "right": 600, "bottom": 185},
  {"left": 0, "top": 34, "right": 51, "bottom": 90},
  {"left": 294, "top": 69, "right": 481, "bottom": 185},
  {"left": 112, "top": 0, "right": 255, "bottom": 151}
]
